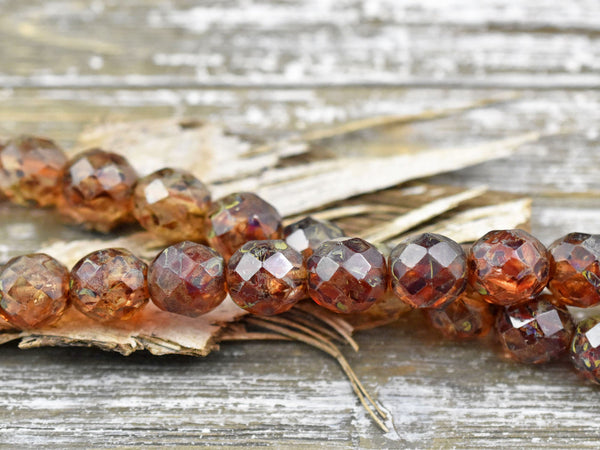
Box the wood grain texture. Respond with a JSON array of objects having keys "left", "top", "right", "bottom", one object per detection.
[{"left": 1, "top": 0, "right": 600, "bottom": 448}]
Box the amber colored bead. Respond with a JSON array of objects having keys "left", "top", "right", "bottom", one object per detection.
[
  {"left": 61, "top": 149, "right": 138, "bottom": 232},
  {"left": 206, "top": 192, "right": 283, "bottom": 260},
  {"left": 284, "top": 217, "right": 345, "bottom": 258},
  {"left": 70, "top": 248, "right": 149, "bottom": 321},
  {"left": 0, "top": 253, "right": 69, "bottom": 329},
  {"left": 495, "top": 295, "right": 573, "bottom": 364},
  {"left": 571, "top": 316, "right": 600, "bottom": 384},
  {"left": 227, "top": 240, "right": 306, "bottom": 315},
  {"left": 548, "top": 233, "right": 600, "bottom": 308},
  {"left": 389, "top": 233, "right": 467, "bottom": 309},
  {"left": 0, "top": 136, "right": 67, "bottom": 206},
  {"left": 468, "top": 229, "right": 551, "bottom": 306},
  {"left": 307, "top": 237, "right": 387, "bottom": 314},
  {"left": 149, "top": 241, "right": 226, "bottom": 317},
  {"left": 426, "top": 289, "right": 494, "bottom": 340},
  {"left": 133, "top": 168, "right": 211, "bottom": 243}
]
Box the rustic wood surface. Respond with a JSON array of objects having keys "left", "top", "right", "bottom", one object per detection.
[{"left": 1, "top": 1, "right": 600, "bottom": 448}]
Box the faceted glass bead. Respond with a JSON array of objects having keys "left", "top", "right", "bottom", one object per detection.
[
  {"left": 206, "top": 192, "right": 283, "bottom": 260},
  {"left": 389, "top": 233, "right": 467, "bottom": 309},
  {"left": 227, "top": 240, "right": 306, "bottom": 315},
  {"left": 70, "top": 248, "right": 149, "bottom": 321},
  {"left": 307, "top": 237, "right": 387, "bottom": 314},
  {"left": 425, "top": 289, "right": 494, "bottom": 340},
  {"left": 0, "top": 253, "right": 69, "bottom": 329},
  {"left": 468, "top": 229, "right": 551, "bottom": 306},
  {"left": 61, "top": 149, "right": 138, "bottom": 232},
  {"left": 571, "top": 316, "right": 600, "bottom": 384},
  {"left": 548, "top": 233, "right": 600, "bottom": 308},
  {"left": 149, "top": 241, "right": 226, "bottom": 317},
  {"left": 496, "top": 295, "right": 573, "bottom": 364},
  {"left": 284, "top": 216, "right": 345, "bottom": 258},
  {"left": 133, "top": 168, "right": 212, "bottom": 243},
  {"left": 0, "top": 136, "right": 67, "bottom": 206}
]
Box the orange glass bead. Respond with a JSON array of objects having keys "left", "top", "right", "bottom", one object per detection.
[
  {"left": 0, "top": 136, "right": 67, "bottom": 206},
  {"left": 0, "top": 253, "right": 69, "bottom": 329},
  {"left": 133, "top": 168, "right": 211, "bottom": 243},
  {"left": 70, "top": 248, "right": 149, "bottom": 321},
  {"left": 148, "top": 241, "right": 226, "bottom": 317},
  {"left": 206, "top": 192, "right": 282, "bottom": 260},
  {"left": 468, "top": 229, "right": 551, "bottom": 306},
  {"left": 425, "top": 289, "right": 494, "bottom": 340},
  {"left": 389, "top": 233, "right": 467, "bottom": 309},
  {"left": 284, "top": 216, "right": 345, "bottom": 258},
  {"left": 548, "top": 233, "right": 600, "bottom": 308},
  {"left": 307, "top": 237, "right": 387, "bottom": 314},
  {"left": 571, "top": 316, "right": 600, "bottom": 384},
  {"left": 495, "top": 294, "right": 573, "bottom": 364},
  {"left": 61, "top": 149, "right": 138, "bottom": 232},
  {"left": 227, "top": 240, "right": 306, "bottom": 315}
]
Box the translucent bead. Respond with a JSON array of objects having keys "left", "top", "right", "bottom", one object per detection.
[
  {"left": 283, "top": 216, "right": 345, "bottom": 258},
  {"left": 133, "top": 168, "right": 211, "bottom": 243},
  {"left": 307, "top": 237, "right": 387, "bottom": 314},
  {"left": 425, "top": 289, "right": 494, "bottom": 340},
  {"left": 0, "top": 136, "right": 67, "bottom": 206},
  {"left": 389, "top": 233, "right": 467, "bottom": 309},
  {"left": 206, "top": 192, "right": 282, "bottom": 260},
  {"left": 61, "top": 149, "right": 138, "bottom": 232},
  {"left": 468, "top": 229, "right": 551, "bottom": 306},
  {"left": 227, "top": 240, "right": 306, "bottom": 315},
  {"left": 148, "top": 241, "right": 226, "bottom": 317},
  {"left": 496, "top": 295, "right": 573, "bottom": 364},
  {"left": 571, "top": 316, "right": 600, "bottom": 384},
  {"left": 70, "top": 248, "right": 149, "bottom": 321},
  {"left": 548, "top": 232, "right": 600, "bottom": 308},
  {"left": 0, "top": 253, "right": 69, "bottom": 329}
]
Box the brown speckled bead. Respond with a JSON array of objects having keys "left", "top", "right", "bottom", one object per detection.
[
  {"left": 571, "top": 316, "right": 600, "bottom": 384},
  {"left": 227, "top": 240, "right": 306, "bottom": 315},
  {"left": 389, "top": 233, "right": 467, "bottom": 309},
  {"left": 70, "top": 248, "right": 149, "bottom": 321},
  {"left": 149, "top": 241, "right": 226, "bottom": 317},
  {"left": 496, "top": 295, "right": 573, "bottom": 364},
  {"left": 0, "top": 136, "right": 67, "bottom": 206},
  {"left": 425, "top": 289, "right": 494, "bottom": 340},
  {"left": 61, "top": 149, "right": 138, "bottom": 232},
  {"left": 548, "top": 233, "right": 600, "bottom": 308},
  {"left": 307, "top": 237, "right": 387, "bottom": 314},
  {"left": 0, "top": 253, "right": 69, "bottom": 329},
  {"left": 206, "top": 192, "right": 283, "bottom": 260},
  {"left": 468, "top": 229, "right": 551, "bottom": 306},
  {"left": 284, "top": 216, "right": 345, "bottom": 258},
  {"left": 133, "top": 168, "right": 211, "bottom": 243}
]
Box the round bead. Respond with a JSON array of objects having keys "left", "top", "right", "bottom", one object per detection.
[
  {"left": 0, "top": 253, "right": 69, "bottom": 329},
  {"left": 70, "top": 248, "right": 149, "bottom": 321},
  {"left": 425, "top": 289, "right": 494, "bottom": 340},
  {"left": 571, "top": 316, "right": 600, "bottom": 384},
  {"left": 307, "top": 237, "right": 387, "bottom": 314},
  {"left": 468, "top": 229, "right": 551, "bottom": 306},
  {"left": 133, "top": 168, "right": 211, "bottom": 243},
  {"left": 206, "top": 192, "right": 283, "bottom": 260},
  {"left": 149, "top": 241, "right": 226, "bottom": 317},
  {"left": 389, "top": 233, "right": 467, "bottom": 309},
  {"left": 227, "top": 240, "right": 306, "bottom": 315},
  {"left": 495, "top": 295, "right": 573, "bottom": 364},
  {"left": 0, "top": 136, "right": 67, "bottom": 206},
  {"left": 548, "top": 232, "right": 600, "bottom": 308},
  {"left": 283, "top": 216, "right": 345, "bottom": 258},
  {"left": 61, "top": 149, "right": 138, "bottom": 232}
]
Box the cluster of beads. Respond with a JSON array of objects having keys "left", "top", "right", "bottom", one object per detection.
[{"left": 2, "top": 136, "right": 600, "bottom": 386}]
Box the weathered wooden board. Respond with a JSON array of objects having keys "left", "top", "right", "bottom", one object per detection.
[{"left": 1, "top": 0, "right": 600, "bottom": 448}]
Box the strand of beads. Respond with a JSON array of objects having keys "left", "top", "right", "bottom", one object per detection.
[{"left": 2, "top": 136, "right": 600, "bottom": 385}]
